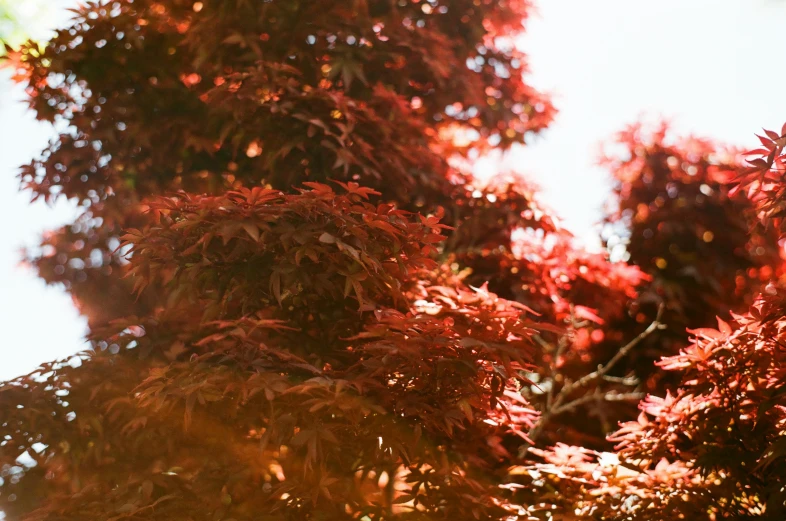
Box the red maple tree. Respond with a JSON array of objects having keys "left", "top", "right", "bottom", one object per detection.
[{"left": 2, "top": 1, "right": 784, "bottom": 520}]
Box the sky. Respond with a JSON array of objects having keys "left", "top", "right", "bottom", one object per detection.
[
  {"left": 2, "top": 0, "right": 786, "bottom": 381},
  {"left": 0, "top": 0, "right": 84, "bottom": 381}
]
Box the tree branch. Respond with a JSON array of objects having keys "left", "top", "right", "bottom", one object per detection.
[
  {"left": 524, "top": 304, "right": 665, "bottom": 449},
  {"left": 560, "top": 304, "right": 664, "bottom": 397}
]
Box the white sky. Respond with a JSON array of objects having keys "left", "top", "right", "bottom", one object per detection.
[
  {"left": 511, "top": 0, "right": 786, "bottom": 242},
  {"left": 2, "top": 0, "right": 786, "bottom": 380}
]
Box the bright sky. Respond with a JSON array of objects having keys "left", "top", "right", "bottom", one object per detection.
[
  {"left": 0, "top": 1, "right": 84, "bottom": 382},
  {"left": 2, "top": 0, "right": 786, "bottom": 381}
]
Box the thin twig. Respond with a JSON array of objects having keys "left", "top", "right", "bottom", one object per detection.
[
  {"left": 550, "top": 391, "right": 645, "bottom": 416},
  {"left": 560, "top": 304, "right": 664, "bottom": 397},
  {"left": 602, "top": 374, "right": 639, "bottom": 386}
]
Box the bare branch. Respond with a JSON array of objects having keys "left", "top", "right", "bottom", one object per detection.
[
  {"left": 602, "top": 374, "right": 639, "bottom": 386},
  {"left": 525, "top": 304, "right": 665, "bottom": 448},
  {"left": 551, "top": 391, "right": 645, "bottom": 416},
  {"left": 560, "top": 304, "right": 664, "bottom": 397}
]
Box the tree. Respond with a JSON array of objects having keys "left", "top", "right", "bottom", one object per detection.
[
  {"left": 0, "top": 0, "right": 560, "bottom": 519},
  {"left": 4, "top": 0, "right": 785, "bottom": 519},
  {"left": 512, "top": 130, "right": 786, "bottom": 520},
  {"left": 600, "top": 122, "right": 784, "bottom": 393}
]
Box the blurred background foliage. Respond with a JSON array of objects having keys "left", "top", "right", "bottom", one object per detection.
[{"left": 0, "top": 0, "right": 63, "bottom": 53}]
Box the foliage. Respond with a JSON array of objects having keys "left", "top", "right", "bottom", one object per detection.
[
  {"left": 3, "top": 0, "right": 786, "bottom": 520},
  {"left": 514, "top": 129, "right": 786, "bottom": 520},
  {"left": 601, "top": 122, "right": 784, "bottom": 392},
  {"left": 0, "top": 0, "right": 26, "bottom": 50},
  {"left": 0, "top": 0, "right": 58, "bottom": 54},
  {"left": 2, "top": 184, "right": 548, "bottom": 520},
  {"left": 0, "top": 0, "right": 555, "bottom": 519}
]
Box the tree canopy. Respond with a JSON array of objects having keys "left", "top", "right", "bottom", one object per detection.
[{"left": 1, "top": 1, "right": 785, "bottom": 520}]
